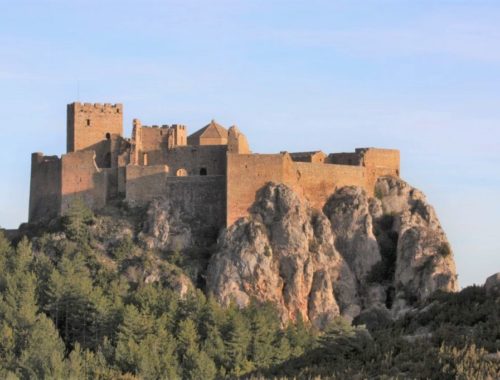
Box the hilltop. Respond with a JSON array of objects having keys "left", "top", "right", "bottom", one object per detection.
[
  {"left": 1, "top": 176, "right": 498, "bottom": 379},
  {"left": 2, "top": 101, "right": 497, "bottom": 378}
]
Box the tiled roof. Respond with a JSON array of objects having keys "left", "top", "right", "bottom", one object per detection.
[{"left": 188, "top": 120, "right": 228, "bottom": 140}]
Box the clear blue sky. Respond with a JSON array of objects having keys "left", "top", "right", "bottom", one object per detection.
[{"left": 1, "top": 0, "right": 499, "bottom": 286}]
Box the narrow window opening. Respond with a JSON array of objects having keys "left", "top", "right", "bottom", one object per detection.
[
  {"left": 86, "top": 119, "right": 91, "bottom": 127},
  {"left": 106, "top": 133, "right": 111, "bottom": 140},
  {"left": 103, "top": 153, "right": 111, "bottom": 168},
  {"left": 200, "top": 168, "right": 207, "bottom": 176}
]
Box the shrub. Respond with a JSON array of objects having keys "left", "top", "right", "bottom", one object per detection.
[{"left": 438, "top": 242, "right": 452, "bottom": 257}]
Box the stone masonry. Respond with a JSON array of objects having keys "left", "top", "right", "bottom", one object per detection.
[{"left": 29, "top": 102, "right": 400, "bottom": 232}]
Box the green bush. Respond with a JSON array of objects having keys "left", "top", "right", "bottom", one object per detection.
[{"left": 438, "top": 242, "right": 452, "bottom": 257}]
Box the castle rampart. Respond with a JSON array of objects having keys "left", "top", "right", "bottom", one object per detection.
[
  {"left": 226, "top": 153, "right": 373, "bottom": 225},
  {"left": 226, "top": 153, "right": 290, "bottom": 226},
  {"left": 289, "top": 151, "right": 327, "bottom": 163},
  {"left": 126, "top": 164, "right": 170, "bottom": 203},
  {"left": 29, "top": 153, "right": 62, "bottom": 222},
  {"left": 290, "top": 161, "right": 366, "bottom": 211},
  {"left": 29, "top": 102, "right": 401, "bottom": 233},
  {"left": 60, "top": 150, "right": 109, "bottom": 214}
]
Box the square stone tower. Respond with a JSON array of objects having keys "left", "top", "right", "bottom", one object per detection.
[
  {"left": 67, "top": 102, "right": 123, "bottom": 167},
  {"left": 167, "top": 124, "right": 187, "bottom": 148}
]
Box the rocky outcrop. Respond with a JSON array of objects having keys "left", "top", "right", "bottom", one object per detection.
[
  {"left": 138, "top": 198, "right": 192, "bottom": 251},
  {"left": 323, "top": 187, "right": 381, "bottom": 284},
  {"left": 374, "top": 177, "right": 458, "bottom": 315},
  {"left": 484, "top": 273, "right": 500, "bottom": 294},
  {"left": 207, "top": 183, "right": 357, "bottom": 328},
  {"left": 207, "top": 177, "right": 458, "bottom": 327}
]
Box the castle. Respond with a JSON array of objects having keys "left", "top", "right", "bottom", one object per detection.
[{"left": 29, "top": 102, "right": 400, "bottom": 234}]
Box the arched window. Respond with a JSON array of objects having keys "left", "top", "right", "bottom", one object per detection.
[
  {"left": 176, "top": 168, "right": 188, "bottom": 177},
  {"left": 200, "top": 168, "right": 207, "bottom": 176},
  {"left": 105, "top": 132, "right": 111, "bottom": 140}
]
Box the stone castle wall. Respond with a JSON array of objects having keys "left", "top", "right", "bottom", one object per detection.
[
  {"left": 29, "top": 150, "right": 111, "bottom": 222},
  {"left": 30, "top": 145, "right": 399, "bottom": 228},
  {"left": 164, "top": 145, "right": 227, "bottom": 176},
  {"left": 163, "top": 176, "right": 226, "bottom": 241},
  {"left": 29, "top": 153, "right": 62, "bottom": 222},
  {"left": 226, "top": 149, "right": 399, "bottom": 225},
  {"left": 60, "top": 150, "right": 109, "bottom": 215},
  {"left": 126, "top": 166, "right": 225, "bottom": 240},
  {"left": 126, "top": 165, "right": 169, "bottom": 203},
  {"left": 361, "top": 148, "right": 400, "bottom": 191},
  {"left": 226, "top": 153, "right": 289, "bottom": 226},
  {"left": 139, "top": 126, "right": 169, "bottom": 152},
  {"left": 30, "top": 102, "right": 400, "bottom": 232},
  {"left": 327, "top": 152, "right": 363, "bottom": 165},
  {"left": 290, "top": 162, "right": 366, "bottom": 211},
  {"left": 131, "top": 124, "right": 227, "bottom": 175}
]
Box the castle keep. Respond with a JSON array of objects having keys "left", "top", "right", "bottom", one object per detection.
[{"left": 29, "top": 102, "right": 400, "bottom": 232}]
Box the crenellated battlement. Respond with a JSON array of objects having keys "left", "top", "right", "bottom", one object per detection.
[
  {"left": 72, "top": 102, "right": 122, "bottom": 113},
  {"left": 32, "top": 152, "right": 61, "bottom": 164},
  {"left": 138, "top": 123, "right": 187, "bottom": 130}
]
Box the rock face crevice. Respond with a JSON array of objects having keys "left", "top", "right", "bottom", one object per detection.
[{"left": 206, "top": 177, "right": 458, "bottom": 328}]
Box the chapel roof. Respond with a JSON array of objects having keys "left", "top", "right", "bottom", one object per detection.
[{"left": 188, "top": 119, "right": 228, "bottom": 140}]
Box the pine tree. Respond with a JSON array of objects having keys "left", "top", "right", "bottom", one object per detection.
[
  {"left": 0, "top": 322, "right": 15, "bottom": 371},
  {"left": 286, "top": 313, "right": 315, "bottom": 357},
  {"left": 18, "top": 314, "right": 65, "bottom": 379},
  {"left": 177, "top": 318, "right": 199, "bottom": 358},
  {"left": 201, "top": 324, "right": 227, "bottom": 370},
  {"left": 65, "top": 343, "right": 85, "bottom": 380},
  {"left": 183, "top": 348, "right": 217, "bottom": 380},
  {"left": 199, "top": 295, "right": 226, "bottom": 339},
  {"left": 61, "top": 198, "right": 94, "bottom": 244},
  {"left": 111, "top": 235, "right": 136, "bottom": 263},
  {"left": 114, "top": 304, "right": 154, "bottom": 374},
  {"left": 248, "top": 302, "right": 280, "bottom": 368},
  {"left": 0, "top": 231, "right": 13, "bottom": 286},
  {"left": 137, "top": 327, "right": 180, "bottom": 380},
  {"left": 225, "top": 312, "right": 252, "bottom": 376},
  {"left": 32, "top": 252, "right": 55, "bottom": 309},
  {"left": 45, "top": 253, "right": 110, "bottom": 350},
  {"left": 0, "top": 237, "right": 38, "bottom": 363}
]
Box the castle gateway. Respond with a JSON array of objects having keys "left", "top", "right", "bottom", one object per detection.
[{"left": 29, "top": 102, "right": 400, "bottom": 230}]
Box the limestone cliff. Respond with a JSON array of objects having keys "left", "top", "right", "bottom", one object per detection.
[
  {"left": 374, "top": 177, "right": 458, "bottom": 314},
  {"left": 207, "top": 177, "right": 458, "bottom": 327},
  {"left": 206, "top": 183, "right": 357, "bottom": 328}
]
